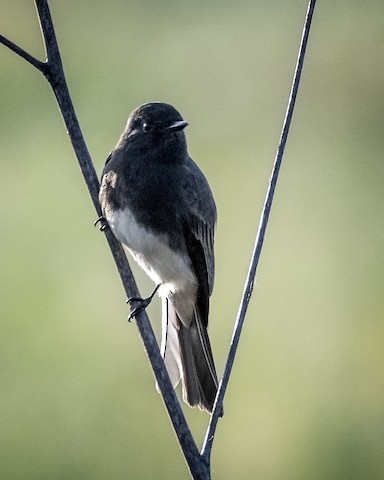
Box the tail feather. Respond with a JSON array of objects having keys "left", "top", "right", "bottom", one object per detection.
[
  {"left": 178, "top": 316, "right": 218, "bottom": 412},
  {"left": 158, "top": 297, "right": 220, "bottom": 414},
  {"left": 167, "top": 297, "right": 219, "bottom": 413},
  {"left": 157, "top": 298, "right": 182, "bottom": 391}
]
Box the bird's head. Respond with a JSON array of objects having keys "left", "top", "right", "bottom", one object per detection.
[
  {"left": 116, "top": 102, "right": 189, "bottom": 161},
  {"left": 126, "top": 102, "right": 188, "bottom": 137}
]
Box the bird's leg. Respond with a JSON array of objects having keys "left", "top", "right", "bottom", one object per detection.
[
  {"left": 127, "top": 284, "right": 161, "bottom": 322},
  {"left": 94, "top": 216, "right": 108, "bottom": 231}
]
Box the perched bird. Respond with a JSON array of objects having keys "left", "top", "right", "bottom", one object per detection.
[{"left": 99, "top": 102, "right": 219, "bottom": 413}]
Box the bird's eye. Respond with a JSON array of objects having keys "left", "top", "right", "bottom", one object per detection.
[{"left": 142, "top": 122, "right": 153, "bottom": 133}]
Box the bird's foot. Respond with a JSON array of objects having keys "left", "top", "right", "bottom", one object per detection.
[
  {"left": 126, "top": 284, "right": 161, "bottom": 322},
  {"left": 94, "top": 216, "right": 108, "bottom": 231}
]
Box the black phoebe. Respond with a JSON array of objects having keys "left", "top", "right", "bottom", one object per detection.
[{"left": 99, "top": 102, "right": 219, "bottom": 413}]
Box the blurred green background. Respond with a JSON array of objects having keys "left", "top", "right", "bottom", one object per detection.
[{"left": 1, "top": 1, "right": 383, "bottom": 478}]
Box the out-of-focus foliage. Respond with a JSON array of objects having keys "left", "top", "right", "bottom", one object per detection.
[{"left": 1, "top": 1, "right": 383, "bottom": 478}]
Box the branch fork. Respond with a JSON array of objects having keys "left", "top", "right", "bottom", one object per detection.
[{"left": 0, "top": 1, "right": 316, "bottom": 478}]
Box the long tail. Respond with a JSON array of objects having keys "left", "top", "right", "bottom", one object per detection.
[{"left": 160, "top": 297, "right": 218, "bottom": 413}]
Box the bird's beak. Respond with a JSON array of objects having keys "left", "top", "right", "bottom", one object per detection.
[{"left": 166, "top": 120, "right": 189, "bottom": 132}]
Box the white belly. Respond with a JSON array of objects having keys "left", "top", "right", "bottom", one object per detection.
[{"left": 106, "top": 207, "right": 197, "bottom": 298}]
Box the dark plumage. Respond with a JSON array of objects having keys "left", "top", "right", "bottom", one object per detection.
[{"left": 99, "top": 102, "right": 219, "bottom": 413}]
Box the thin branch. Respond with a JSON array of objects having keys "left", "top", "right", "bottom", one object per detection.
[
  {"left": 201, "top": 0, "right": 317, "bottom": 462},
  {"left": 0, "top": 33, "right": 45, "bottom": 71},
  {"left": 1, "top": 1, "right": 207, "bottom": 478},
  {"left": 36, "top": 2, "right": 206, "bottom": 478}
]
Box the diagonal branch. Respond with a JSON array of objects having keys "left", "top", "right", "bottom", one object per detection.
[
  {"left": 0, "top": 33, "right": 45, "bottom": 71},
  {"left": 1, "top": 1, "right": 207, "bottom": 478},
  {"left": 201, "top": 0, "right": 317, "bottom": 462}
]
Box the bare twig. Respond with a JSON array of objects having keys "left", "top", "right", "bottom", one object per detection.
[
  {"left": 0, "top": 33, "right": 45, "bottom": 70},
  {"left": 201, "top": 0, "right": 317, "bottom": 462}
]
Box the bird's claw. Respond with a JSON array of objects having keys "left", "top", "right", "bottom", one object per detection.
[
  {"left": 126, "top": 284, "right": 161, "bottom": 322},
  {"left": 94, "top": 216, "right": 108, "bottom": 231},
  {"left": 127, "top": 296, "right": 152, "bottom": 322}
]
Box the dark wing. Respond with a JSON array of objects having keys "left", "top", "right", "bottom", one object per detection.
[
  {"left": 174, "top": 157, "right": 219, "bottom": 412},
  {"left": 181, "top": 157, "right": 216, "bottom": 297}
]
